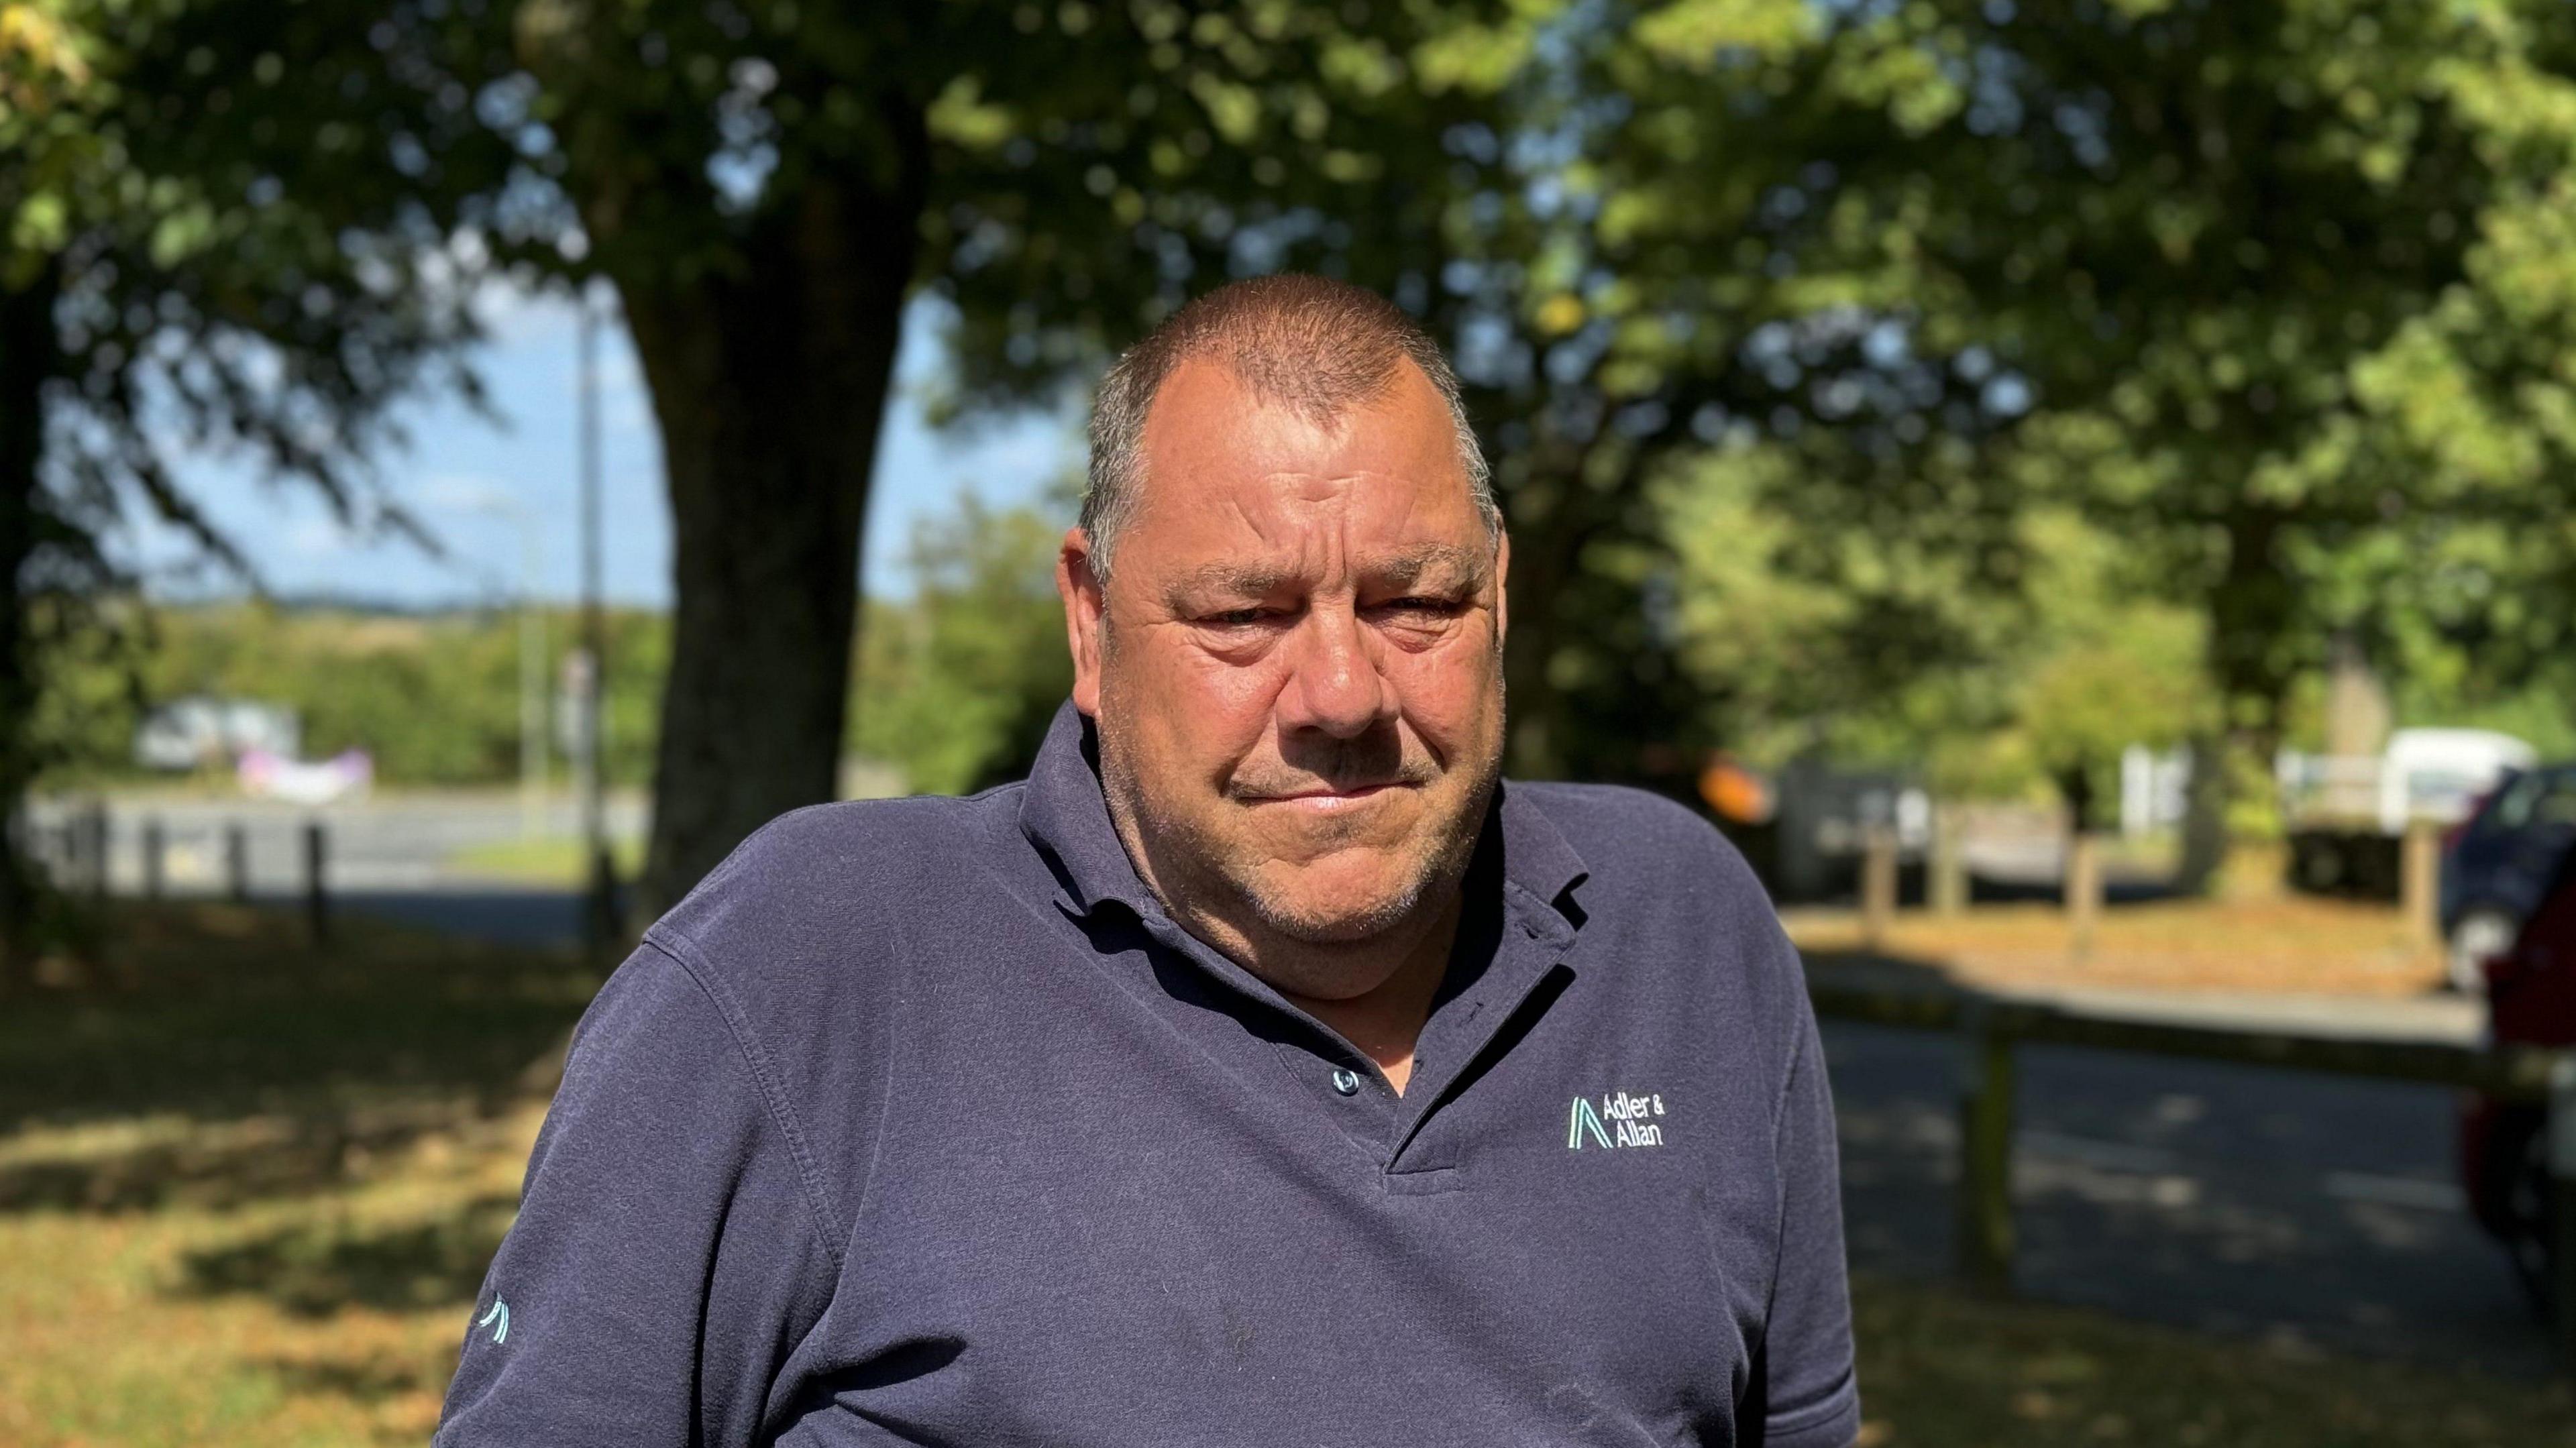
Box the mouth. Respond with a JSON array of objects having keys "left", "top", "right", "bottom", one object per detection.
[{"left": 1241, "top": 782, "right": 1411, "bottom": 811}]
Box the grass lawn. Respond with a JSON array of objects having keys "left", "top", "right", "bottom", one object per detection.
[
  {"left": 0, "top": 904, "right": 594, "bottom": 1448},
  {"left": 1851, "top": 1278, "right": 2574, "bottom": 1445},
  {"left": 3, "top": 905, "right": 2567, "bottom": 1445},
  {"left": 439, "top": 834, "right": 646, "bottom": 887}
]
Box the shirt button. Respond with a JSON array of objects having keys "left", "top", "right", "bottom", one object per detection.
[{"left": 1330, "top": 1068, "right": 1362, "bottom": 1097}]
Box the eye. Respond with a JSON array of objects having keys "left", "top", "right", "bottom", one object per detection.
[
  {"left": 1373, "top": 595, "right": 1464, "bottom": 618},
  {"left": 1197, "top": 606, "right": 1277, "bottom": 628}
]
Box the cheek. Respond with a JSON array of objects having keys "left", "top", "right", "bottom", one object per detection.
[
  {"left": 1183, "top": 649, "right": 1287, "bottom": 720},
  {"left": 1387, "top": 637, "right": 1502, "bottom": 747},
  {"left": 1115, "top": 637, "right": 1282, "bottom": 763}
]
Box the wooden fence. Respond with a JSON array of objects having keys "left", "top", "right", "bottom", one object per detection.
[
  {"left": 30, "top": 805, "right": 331, "bottom": 945},
  {"left": 1806, "top": 981, "right": 2576, "bottom": 1376}
]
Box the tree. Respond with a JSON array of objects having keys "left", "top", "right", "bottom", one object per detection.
[
  {"left": 1660, "top": 433, "right": 2206, "bottom": 833},
  {"left": 1352, "top": 0, "right": 2043, "bottom": 789},
  {"left": 273, "top": 0, "right": 1537, "bottom": 911},
  {"left": 1593, "top": 0, "right": 2576, "bottom": 885},
  {"left": 0, "top": 0, "right": 486, "bottom": 989}
]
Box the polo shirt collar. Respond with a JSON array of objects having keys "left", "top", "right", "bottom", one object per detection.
[
  {"left": 1016, "top": 701, "right": 1160, "bottom": 919},
  {"left": 1015, "top": 700, "right": 1589, "bottom": 942}
]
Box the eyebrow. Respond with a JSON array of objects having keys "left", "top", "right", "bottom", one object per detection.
[
  {"left": 1165, "top": 561, "right": 1297, "bottom": 606},
  {"left": 1162, "top": 543, "right": 1491, "bottom": 607},
  {"left": 1370, "top": 543, "right": 1488, "bottom": 590}
]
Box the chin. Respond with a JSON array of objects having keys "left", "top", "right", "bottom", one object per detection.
[{"left": 1239, "top": 855, "right": 1432, "bottom": 945}]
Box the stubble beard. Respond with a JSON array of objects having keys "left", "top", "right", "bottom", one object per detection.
[{"left": 1094, "top": 705, "right": 1503, "bottom": 959}]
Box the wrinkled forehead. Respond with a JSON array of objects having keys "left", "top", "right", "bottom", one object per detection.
[{"left": 1122, "top": 358, "right": 1487, "bottom": 581}]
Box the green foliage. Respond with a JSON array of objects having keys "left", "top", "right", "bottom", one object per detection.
[
  {"left": 36, "top": 488, "right": 1083, "bottom": 797},
  {"left": 1658, "top": 438, "right": 2017, "bottom": 769},
  {"left": 45, "top": 602, "right": 668, "bottom": 789},
  {"left": 1989, "top": 516, "right": 2209, "bottom": 814},
  {"left": 1601, "top": 0, "right": 2576, "bottom": 841},
  {"left": 850, "top": 494, "right": 1075, "bottom": 797},
  {"left": 1662, "top": 438, "right": 2207, "bottom": 808},
  {"left": 4, "top": 0, "right": 491, "bottom": 547},
  {"left": 25, "top": 0, "right": 2576, "bottom": 860},
  {"left": 0, "top": 0, "right": 498, "bottom": 974}
]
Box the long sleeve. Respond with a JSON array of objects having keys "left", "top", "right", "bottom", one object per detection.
[{"left": 436, "top": 942, "right": 839, "bottom": 1447}]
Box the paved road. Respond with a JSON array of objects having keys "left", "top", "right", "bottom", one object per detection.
[
  {"left": 1822, "top": 1017, "right": 2552, "bottom": 1379},
  {"left": 33, "top": 792, "right": 649, "bottom": 895}
]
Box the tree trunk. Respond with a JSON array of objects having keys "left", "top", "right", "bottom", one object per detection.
[
  {"left": 616, "top": 166, "right": 926, "bottom": 915},
  {"left": 2174, "top": 506, "right": 2293, "bottom": 895},
  {"left": 0, "top": 262, "right": 57, "bottom": 995},
  {"left": 2175, "top": 724, "right": 2229, "bottom": 894}
]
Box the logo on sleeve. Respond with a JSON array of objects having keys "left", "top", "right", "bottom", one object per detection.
[
  {"left": 1567, "top": 1090, "right": 1666, "bottom": 1149},
  {"left": 478, "top": 1296, "right": 510, "bottom": 1344}
]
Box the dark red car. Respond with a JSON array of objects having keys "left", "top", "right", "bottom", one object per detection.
[{"left": 2459, "top": 848, "right": 2576, "bottom": 1317}]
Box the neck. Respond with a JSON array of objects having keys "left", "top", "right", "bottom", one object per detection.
[
  {"left": 1271, "top": 891, "right": 1461, "bottom": 1096},
  {"left": 1148, "top": 868, "right": 1465, "bottom": 1097}
]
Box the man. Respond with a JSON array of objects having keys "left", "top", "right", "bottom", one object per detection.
[{"left": 437, "top": 275, "right": 1860, "bottom": 1447}]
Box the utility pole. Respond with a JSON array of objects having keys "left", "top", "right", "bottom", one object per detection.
[
  {"left": 488, "top": 498, "right": 546, "bottom": 840},
  {"left": 519, "top": 521, "right": 545, "bottom": 840},
  {"left": 577, "top": 288, "right": 615, "bottom": 955}
]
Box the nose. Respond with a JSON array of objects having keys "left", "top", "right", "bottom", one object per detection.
[{"left": 1277, "top": 603, "right": 1395, "bottom": 740}]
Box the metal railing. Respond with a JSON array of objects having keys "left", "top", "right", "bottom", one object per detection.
[{"left": 1807, "top": 980, "right": 2576, "bottom": 1376}]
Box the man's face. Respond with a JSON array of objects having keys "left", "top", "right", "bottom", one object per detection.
[{"left": 1060, "top": 357, "right": 1508, "bottom": 995}]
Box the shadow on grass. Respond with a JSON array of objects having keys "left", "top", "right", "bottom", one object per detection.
[
  {"left": 175, "top": 1192, "right": 521, "bottom": 1318},
  {"left": 0, "top": 1103, "right": 518, "bottom": 1215},
  {"left": 0, "top": 901, "right": 596, "bottom": 1215}
]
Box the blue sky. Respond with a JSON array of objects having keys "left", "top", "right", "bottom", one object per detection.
[{"left": 115, "top": 288, "right": 1083, "bottom": 608}]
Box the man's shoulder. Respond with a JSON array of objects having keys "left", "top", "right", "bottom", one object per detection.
[
  {"left": 1505, "top": 779, "right": 1799, "bottom": 1015},
  {"left": 644, "top": 787, "right": 1031, "bottom": 983},
  {"left": 1505, "top": 779, "right": 1762, "bottom": 895}
]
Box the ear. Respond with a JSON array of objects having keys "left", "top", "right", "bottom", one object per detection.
[
  {"left": 1057, "top": 527, "right": 1107, "bottom": 716},
  {"left": 1492, "top": 528, "right": 1511, "bottom": 653}
]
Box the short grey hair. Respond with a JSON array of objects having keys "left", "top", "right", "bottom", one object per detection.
[{"left": 1081, "top": 274, "right": 1497, "bottom": 586}]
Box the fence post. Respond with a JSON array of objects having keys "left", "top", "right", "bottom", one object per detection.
[
  {"left": 1957, "top": 1003, "right": 2018, "bottom": 1296},
  {"left": 303, "top": 822, "right": 328, "bottom": 946},
  {"left": 2550, "top": 1054, "right": 2576, "bottom": 1378},
  {"left": 1930, "top": 801, "right": 1969, "bottom": 917},
  {"left": 2068, "top": 831, "right": 2102, "bottom": 964},
  {"left": 141, "top": 817, "right": 165, "bottom": 900},
  {"left": 2402, "top": 818, "right": 2442, "bottom": 952},
  {"left": 1860, "top": 825, "right": 1898, "bottom": 951},
  {"left": 225, "top": 824, "right": 250, "bottom": 903}
]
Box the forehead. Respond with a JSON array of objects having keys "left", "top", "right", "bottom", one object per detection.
[{"left": 1120, "top": 357, "right": 1481, "bottom": 572}]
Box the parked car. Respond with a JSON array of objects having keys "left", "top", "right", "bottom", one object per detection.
[
  {"left": 2457, "top": 846, "right": 2576, "bottom": 1320},
  {"left": 2442, "top": 762, "right": 2576, "bottom": 992}
]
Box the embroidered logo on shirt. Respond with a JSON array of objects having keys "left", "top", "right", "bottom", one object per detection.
[
  {"left": 1567, "top": 1090, "right": 1666, "bottom": 1149},
  {"left": 479, "top": 1297, "right": 510, "bottom": 1345}
]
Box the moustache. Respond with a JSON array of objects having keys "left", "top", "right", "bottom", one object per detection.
[{"left": 1225, "top": 763, "right": 1438, "bottom": 801}]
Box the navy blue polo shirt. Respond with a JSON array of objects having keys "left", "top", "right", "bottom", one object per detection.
[{"left": 437, "top": 704, "right": 1859, "bottom": 1448}]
